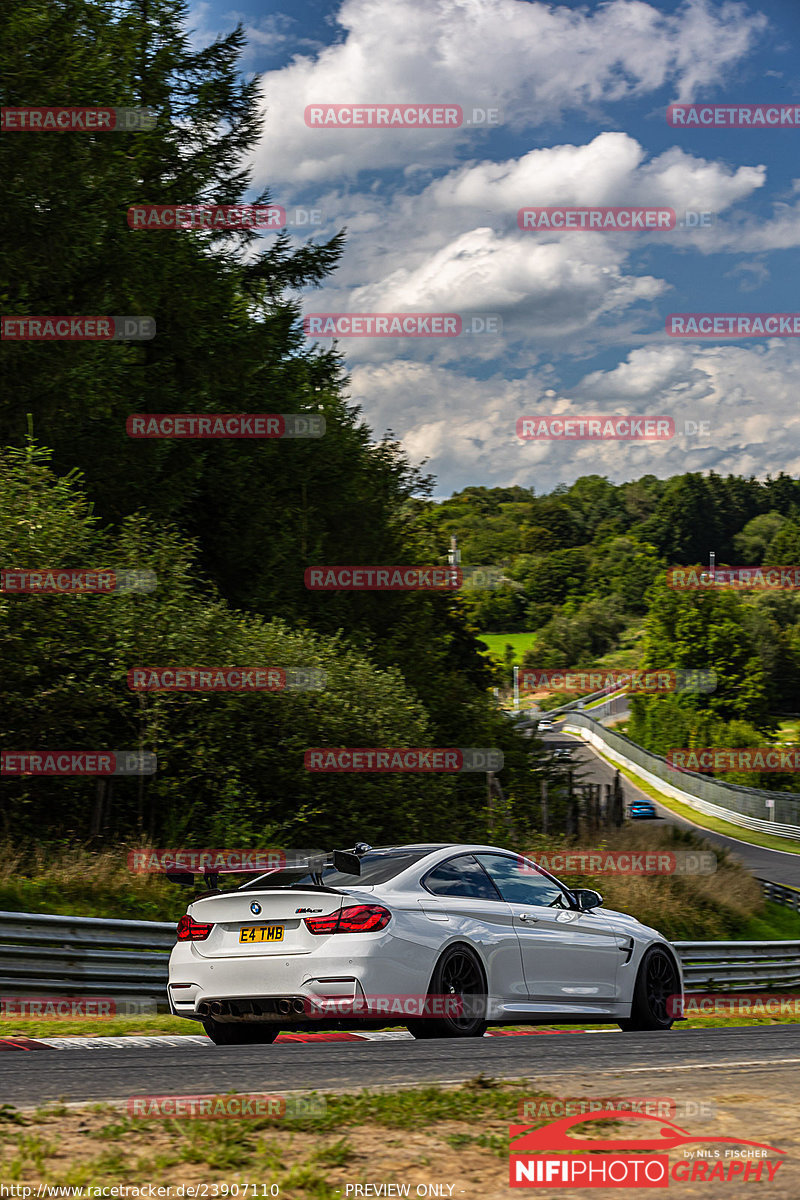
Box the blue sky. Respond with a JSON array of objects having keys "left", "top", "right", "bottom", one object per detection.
[{"left": 187, "top": 0, "right": 800, "bottom": 496}]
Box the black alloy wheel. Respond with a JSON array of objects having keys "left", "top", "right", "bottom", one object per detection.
[{"left": 407, "top": 944, "right": 488, "bottom": 1039}]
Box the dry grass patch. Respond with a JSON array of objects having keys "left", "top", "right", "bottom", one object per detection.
[{"left": 523, "top": 824, "right": 764, "bottom": 940}]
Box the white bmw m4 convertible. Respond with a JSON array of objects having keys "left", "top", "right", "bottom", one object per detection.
[{"left": 167, "top": 843, "right": 683, "bottom": 1044}]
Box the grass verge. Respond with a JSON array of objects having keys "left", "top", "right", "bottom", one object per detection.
[
  {"left": 0, "top": 1014, "right": 194, "bottom": 1039},
  {"left": 6, "top": 1006, "right": 800, "bottom": 1039},
  {"left": 0, "top": 843, "right": 185, "bottom": 921},
  {"left": 0, "top": 1079, "right": 557, "bottom": 1193},
  {"left": 0, "top": 1073, "right": 786, "bottom": 1193}
]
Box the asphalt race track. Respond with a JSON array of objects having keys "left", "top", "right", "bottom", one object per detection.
[
  {"left": 544, "top": 728, "right": 800, "bottom": 886},
  {"left": 2, "top": 1026, "right": 800, "bottom": 1107}
]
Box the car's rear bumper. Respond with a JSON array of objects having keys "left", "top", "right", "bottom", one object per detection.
[{"left": 167, "top": 932, "right": 439, "bottom": 1022}]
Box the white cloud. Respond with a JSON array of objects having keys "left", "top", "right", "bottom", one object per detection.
[
  {"left": 429, "top": 133, "right": 764, "bottom": 215},
  {"left": 255, "top": 0, "right": 766, "bottom": 183},
  {"left": 345, "top": 225, "right": 666, "bottom": 332},
  {"left": 298, "top": 132, "right": 771, "bottom": 367},
  {"left": 348, "top": 342, "right": 800, "bottom": 495}
]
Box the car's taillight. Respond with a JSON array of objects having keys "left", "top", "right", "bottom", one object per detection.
[
  {"left": 177, "top": 914, "right": 213, "bottom": 941},
  {"left": 304, "top": 904, "right": 391, "bottom": 934}
]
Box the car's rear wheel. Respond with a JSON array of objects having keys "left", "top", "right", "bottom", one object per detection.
[
  {"left": 202, "top": 1018, "right": 279, "bottom": 1045},
  {"left": 618, "top": 947, "right": 679, "bottom": 1031},
  {"left": 407, "top": 944, "right": 487, "bottom": 1039}
]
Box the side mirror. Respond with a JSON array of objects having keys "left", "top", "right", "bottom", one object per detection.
[{"left": 573, "top": 888, "right": 603, "bottom": 912}]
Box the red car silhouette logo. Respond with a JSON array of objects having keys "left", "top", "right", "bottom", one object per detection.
[{"left": 510, "top": 1110, "right": 785, "bottom": 1156}]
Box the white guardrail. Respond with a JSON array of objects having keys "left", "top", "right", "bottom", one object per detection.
[
  {"left": 674, "top": 939, "right": 800, "bottom": 990},
  {"left": 0, "top": 907, "right": 799, "bottom": 1010},
  {"left": 0, "top": 911, "right": 176, "bottom": 1010},
  {"left": 561, "top": 714, "right": 800, "bottom": 838}
]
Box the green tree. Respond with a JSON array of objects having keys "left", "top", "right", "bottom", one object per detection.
[
  {"left": 733, "top": 512, "right": 788, "bottom": 564},
  {"left": 587, "top": 536, "right": 662, "bottom": 612},
  {"left": 0, "top": 0, "right": 506, "bottom": 767},
  {"left": 640, "top": 474, "right": 719, "bottom": 563},
  {"left": 764, "top": 520, "right": 800, "bottom": 565}
]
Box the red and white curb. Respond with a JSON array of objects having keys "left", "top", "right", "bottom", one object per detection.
[{"left": 0, "top": 1027, "right": 610, "bottom": 1050}]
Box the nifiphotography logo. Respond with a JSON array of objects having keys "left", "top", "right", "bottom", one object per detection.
[{"left": 508, "top": 1110, "right": 785, "bottom": 1187}]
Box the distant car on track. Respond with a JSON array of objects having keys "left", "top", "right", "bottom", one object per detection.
[
  {"left": 627, "top": 800, "right": 657, "bottom": 819},
  {"left": 168, "top": 842, "right": 683, "bottom": 1045}
]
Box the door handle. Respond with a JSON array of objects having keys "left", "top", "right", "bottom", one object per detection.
[{"left": 518, "top": 913, "right": 538, "bottom": 923}]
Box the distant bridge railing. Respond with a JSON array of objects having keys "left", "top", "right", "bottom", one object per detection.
[{"left": 561, "top": 711, "right": 800, "bottom": 838}]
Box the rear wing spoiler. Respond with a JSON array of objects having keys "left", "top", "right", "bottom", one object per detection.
[{"left": 166, "top": 849, "right": 363, "bottom": 890}]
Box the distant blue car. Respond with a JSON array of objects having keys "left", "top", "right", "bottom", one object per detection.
[{"left": 627, "top": 800, "right": 657, "bottom": 819}]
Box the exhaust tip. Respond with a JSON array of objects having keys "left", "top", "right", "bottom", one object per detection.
[
  {"left": 292, "top": 998, "right": 306, "bottom": 1015},
  {"left": 277, "top": 998, "right": 292, "bottom": 1016}
]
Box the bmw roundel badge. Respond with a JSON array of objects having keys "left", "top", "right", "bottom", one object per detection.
[{"left": 250, "top": 902, "right": 262, "bottom": 915}]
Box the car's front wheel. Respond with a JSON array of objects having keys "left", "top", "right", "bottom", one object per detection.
[
  {"left": 407, "top": 944, "right": 487, "bottom": 1039},
  {"left": 202, "top": 1018, "right": 280, "bottom": 1045},
  {"left": 618, "top": 946, "right": 680, "bottom": 1031}
]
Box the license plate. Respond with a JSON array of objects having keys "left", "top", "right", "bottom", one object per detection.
[{"left": 239, "top": 925, "right": 284, "bottom": 943}]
